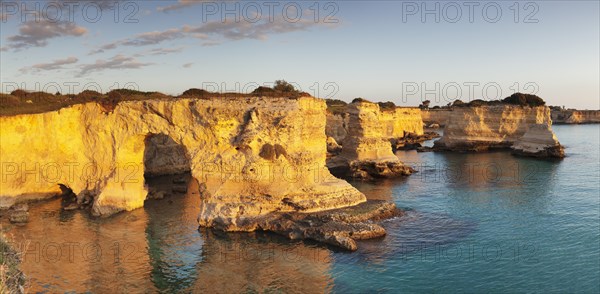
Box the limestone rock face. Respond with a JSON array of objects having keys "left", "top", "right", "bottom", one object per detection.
[
  {"left": 434, "top": 105, "right": 564, "bottom": 158},
  {"left": 330, "top": 101, "right": 415, "bottom": 179},
  {"left": 387, "top": 107, "right": 425, "bottom": 138},
  {"left": 325, "top": 112, "right": 349, "bottom": 143},
  {"left": 0, "top": 97, "right": 366, "bottom": 229},
  {"left": 326, "top": 136, "right": 342, "bottom": 154},
  {"left": 551, "top": 109, "right": 600, "bottom": 124},
  {"left": 512, "top": 124, "right": 565, "bottom": 157},
  {"left": 421, "top": 109, "right": 451, "bottom": 127},
  {"left": 326, "top": 105, "right": 424, "bottom": 143},
  {"left": 144, "top": 134, "right": 190, "bottom": 177}
]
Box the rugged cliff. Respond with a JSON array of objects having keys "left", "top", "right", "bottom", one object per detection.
[
  {"left": 421, "top": 109, "right": 451, "bottom": 127},
  {"left": 325, "top": 112, "right": 349, "bottom": 143},
  {"left": 434, "top": 105, "right": 564, "bottom": 158},
  {"left": 551, "top": 109, "right": 600, "bottom": 124},
  {"left": 328, "top": 101, "right": 415, "bottom": 179},
  {"left": 326, "top": 105, "right": 424, "bottom": 144},
  {"left": 0, "top": 97, "right": 367, "bottom": 230}
]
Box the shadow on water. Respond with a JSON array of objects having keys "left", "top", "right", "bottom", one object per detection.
[
  {"left": 143, "top": 174, "right": 337, "bottom": 293},
  {"left": 1, "top": 174, "right": 337, "bottom": 292}
]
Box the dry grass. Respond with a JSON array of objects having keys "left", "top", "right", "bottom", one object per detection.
[
  {"left": 0, "top": 88, "right": 308, "bottom": 117},
  {"left": 0, "top": 235, "right": 26, "bottom": 294}
]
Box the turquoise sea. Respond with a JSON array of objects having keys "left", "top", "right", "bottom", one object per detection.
[{"left": 2, "top": 124, "right": 599, "bottom": 293}]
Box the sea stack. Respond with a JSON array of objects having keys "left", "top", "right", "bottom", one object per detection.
[
  {"left": 433, "top": 97, "right": 565, "bottom": 158},
  {"left": 328, "top": 99, "right": 416, "bottom": 179}
]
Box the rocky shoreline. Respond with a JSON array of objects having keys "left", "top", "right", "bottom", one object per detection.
[
  {"left": 0, "top": 91, "right": 574, "bottom": 254},
  {"left": 245, "top": 200, "right": 402, "bottom": 251}
]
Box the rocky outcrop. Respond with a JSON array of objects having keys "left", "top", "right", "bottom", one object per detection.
[
  {"left": 512, "top": 124, "right": 565, "bottom": 157},
  {"left": 0, "top": 97, "right": 367, "bottom": 230},
  {"left": 391, "top": 131, "right": 440, "bottom": 151},
  {"left": 143, "top": 134, "right": 190, "bottom": 176},
  {"left": 421, "top": 109, "right": 451, "bottom": 127},
  {"left": 325, "top": 112, "right": 349, "bottom": 143},
  {"left": 326, "top": 106, "right": 424, "bottom": 143},
  {"left": 328, "top": 101, "right": 415, "bottom": 179},
  {"left": 434, "top": 105, "right": 564, "bottom": 158},
  {"left": 551, "top": 109, "right": 600, "bottom": 124},
  {"left": 390, "top": 107, "right": 425, "bottom": 137},
  {"left": 326, "top": 136, "right": 342, "bottom": 155},
  {"left": 255, "top": 200, "right": 401, "bottom": 251}
]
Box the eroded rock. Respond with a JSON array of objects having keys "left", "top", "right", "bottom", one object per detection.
[
  {"left": 433, "top": 105, "right": 565, "bottom": 158},
  {"left": 9, "top": 204, "right": 29, "bottom": 223},
  {"left": 252, "top": 200, "right": 402, "bottom": 251},
  {"left": 328, "top": 101, "right": 416, "bottom": 179},
  {"left": 0, "top": 97, "right": 366, "bottom": 230}
]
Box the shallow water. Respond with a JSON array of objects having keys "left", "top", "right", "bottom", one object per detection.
[{"left": 1, "top": 124, "right": 599, "bottom": 293}]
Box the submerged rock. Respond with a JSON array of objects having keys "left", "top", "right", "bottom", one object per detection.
[{"left": 223, "top": 200, "right": 403, "bottom": 251}]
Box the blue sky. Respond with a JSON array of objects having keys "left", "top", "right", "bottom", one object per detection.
[{"left": 1, "top": 0, "right": 598, "bottom": 109}]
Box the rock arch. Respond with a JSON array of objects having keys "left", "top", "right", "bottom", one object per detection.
[{"left": 0, "top": 97, "right": 366, "bottom": 230}]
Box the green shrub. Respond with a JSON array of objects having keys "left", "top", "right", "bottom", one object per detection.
[
  {"left": 252, "top": 86, "right": 275, "bottom": 95},
  {"left": 452, "top": 100, "right": 465, "bottom": 106},
  {"left": 273, "top": 80, "right": 296, "bottom": 93},
  {"left": 77, "top": 90, "right": 103, "bottom": 100},
  {"left": 503, "top": 93, "right": 545, "bottom": 106},
  {"left": 378, "top": 101, "right": 396, "bottom": 110},
  {"left": 9, "top": 89, "right": 28, "bottom": 98},
  {"left": 467, "top": 99, "right": 487, "bottom": 107},
  {"left": 181, "top": 88, "right": 210, "bottom": 97},
  {"left": 108, "top": 88, "right": 148, "bottom": 97},
  {"left": 352, "top": 97, "right": 372, "bottom": 103}
]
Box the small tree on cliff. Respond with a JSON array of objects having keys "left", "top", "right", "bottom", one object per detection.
[
  {"left": 502, "top": 93, "right": 545, "bottom": 107},
  {"left": 273, "top": 80, "right": 296, "bottom": 93},
  {"left": 419, "top": 100, "right": 431, "bottom": 109}
]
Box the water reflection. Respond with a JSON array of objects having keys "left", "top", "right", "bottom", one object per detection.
[
  {"left": 190, "top": 229, "right": 333, "bottom": 293},
  {"left": 1, "top": 174, "right": 334, "bottom": 292},
  {"left": 2, "top": 201, "right": 156, "bottom": 292},
  {"left": 397, "top": 149, "right": 561, "bottom": 211}
]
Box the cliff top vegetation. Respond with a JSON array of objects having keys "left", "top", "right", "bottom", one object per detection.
[
  {"left": 0, "top": 81, "right": 311, "bottom": 116},
  {"left": 422, "top": 93, "right": 546, "bottom": 110}
]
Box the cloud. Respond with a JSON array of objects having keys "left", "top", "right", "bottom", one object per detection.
[
  {"left": 147, "top": 47, "right": 184, "bottom": 55},
  {"left": 132, "top": 47, "right": 185, "bottom": 57},
  {"left": 157, "top": 0, "right": 201, "bottom": 12},
  {"left": 90, "top": 16, "right": 333, "bottom": 53},
  {"left": 90, "top": 29, "right": 186, "bottom": 54},
  {"left": 183, "top": 63, "right": 194, "bottom": 68},
  {"left": 20, "top": 56, "right": 79, "bottom": 73},
  {"left": 5, "top": 20, "right": 87, "bottom": 50},
  {"left": 79, "top": 54, "right": 153, "bottom": 76}
]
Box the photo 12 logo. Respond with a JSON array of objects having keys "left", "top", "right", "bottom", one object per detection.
[
  {"left": 401, "top": 81, "right": 540, "bottom": 104},
  {"left": 401, "top": 1, "right": 540, "bottom": 23},
  {"left": 1, "top": 1, "right": 140, "bottom": 23},
  {"left": 193, "top": 1, "right": 339, "bottom": 23}
]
